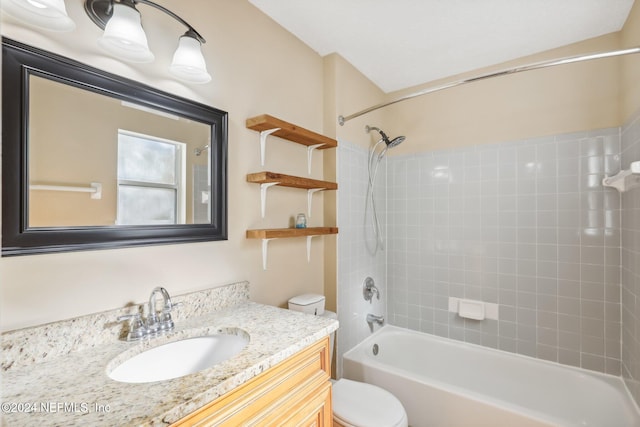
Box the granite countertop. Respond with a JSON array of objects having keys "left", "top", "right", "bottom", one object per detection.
[{"left": 1, "top": 284, "right": 338, "bottom": 426}]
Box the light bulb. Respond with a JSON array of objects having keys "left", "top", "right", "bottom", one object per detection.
[
  {"left": 169, "top": 34, "right": 211, "bottom": 84},
  {"left": 97, "top": 2, "right": 153, "bottom": 63},
  {"left": 1, "top": 0, "right": 75, "bottom": 32}
]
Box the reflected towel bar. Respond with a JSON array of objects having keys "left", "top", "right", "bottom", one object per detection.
[{"left": 29, "top": 182, "right": 103, "bottom": 199}]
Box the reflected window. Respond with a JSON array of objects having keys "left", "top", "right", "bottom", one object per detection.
[{"left": 116, "top": 131, "right": 186, "bottom": 225}]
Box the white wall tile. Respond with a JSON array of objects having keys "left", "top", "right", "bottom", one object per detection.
[
  {"left": 336, "top": 122, "right": 637, "bottom": 398},
  {"left": 383, "top": 130, "right": 621, "bottom": 375}
]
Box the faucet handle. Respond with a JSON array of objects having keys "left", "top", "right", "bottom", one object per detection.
[
  {"left": 117, "top": 313, "right": 147, "bottom": 341},
  {"left": 158, "top": 308, "right": 175, "bottom": 332},
  {"left": 363, "top": 277, "right": 380, "bottom": 302},
  {"left": 165, "top": 300, "right": 182, "bottom": 311},
  {"left": 157, "top": 301, "right": 182, "bottom": 332}
]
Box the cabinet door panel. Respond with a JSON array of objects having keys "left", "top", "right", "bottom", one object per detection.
[
  {"left": 172, "top": 337, "right": 331, "bottom": 427},
  {"left": 273, "top": 381, "right": 332, "bottom": 427}
]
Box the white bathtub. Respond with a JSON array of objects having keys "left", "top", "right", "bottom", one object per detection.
[{"left": 342, "top": 325, "right": 640, "bottom": 427}]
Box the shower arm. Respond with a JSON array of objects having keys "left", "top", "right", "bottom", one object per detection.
[{"left": 338, "top": 46, "right": 640, "bottom": 126}]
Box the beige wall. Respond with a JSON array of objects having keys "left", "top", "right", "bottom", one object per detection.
[
  {"left": 329, "top": 54, "right": 389, "bottom": 150},
  {"left": 622, "top": 0, "right": 640, "bottom": 120},
  {"left": 2, "top": 0, "right": 638, "bottom": 332},
  {"left": 0, "top": 0, "right": 331, "bottom": 331},
  {"left": 334, "top": 2, "right": 640, "bottom": 154},
  {"left": 380, "top": 34, "right": 623, "bottom": 156}
]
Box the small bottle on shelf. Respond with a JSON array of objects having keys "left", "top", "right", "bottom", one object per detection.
[{"left": 295, "top": 213, "right": 307, "bottom": 228}]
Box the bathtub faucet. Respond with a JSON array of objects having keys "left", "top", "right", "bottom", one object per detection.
[{"left": 366, "top": 313, "right": 385, "bottom": 326}]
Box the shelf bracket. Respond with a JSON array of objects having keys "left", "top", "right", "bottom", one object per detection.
[
  {"left": 259, "top": 128, "right": 281, "bottom": 166},
  {"left": 307, "top": 188, "right": 324, "bottom": 218},
  {"left": 261, "top": 238, "right": 274, "bottom": 270},
  {"left": 262, "top": 236, "right": 314, "bottom": 268},
  {"left": 260, "top": 182, "right": 280, "bottom": 218},
  {"left": 307, "top": 143, "right": 324, "bottom": 175}
]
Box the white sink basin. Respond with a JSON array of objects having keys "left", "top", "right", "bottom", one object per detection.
[{"left": 108, "top": 331, "right": 249, "bottom": 383}]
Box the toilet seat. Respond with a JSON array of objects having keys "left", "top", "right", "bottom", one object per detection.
[{"left": 332, "top": 378, "right": 408, "bottom": 427}]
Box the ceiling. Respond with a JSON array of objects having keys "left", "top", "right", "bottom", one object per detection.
[{"left": 249, "top": 0, "right": 635, "bottom": 93}]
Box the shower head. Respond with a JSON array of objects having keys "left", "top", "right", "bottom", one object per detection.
[
  {"left": 387, "top": 135, "right": 405, "bottom": 149},
  {"left": 194, "top": 145, "right": 209, "bottom": 156},
  {"left": 365, "top": 125, "right": 405, "bottom": 150}
]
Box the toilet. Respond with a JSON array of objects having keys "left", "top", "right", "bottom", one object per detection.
[{"left": 288, "top": 294, "right": 408, "bottom": 427}]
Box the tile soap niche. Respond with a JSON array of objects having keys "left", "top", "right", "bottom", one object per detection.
[
  {"left": 448, "top": 297, "right": 499, "bottom": 321},
  {"left": 602, "top": 161, "right": 640, "bottom": 192}
]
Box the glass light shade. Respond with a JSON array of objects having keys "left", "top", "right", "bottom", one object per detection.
[
  {"left": 97, "top": 2, "right": 154, "bottom": 63},
  {"left": 2, "top": 0, "right": 75, "bottom": 32},
  {"left": 169, "top": 35, "right": 211, "bottom": 84}
]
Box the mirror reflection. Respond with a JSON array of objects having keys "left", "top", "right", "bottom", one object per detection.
[
  {"left": 28, "top": 75, "right": 212, "bottom": 227},
  {"left": 2, "top": 38, "right": 227, "bottom": 256}
]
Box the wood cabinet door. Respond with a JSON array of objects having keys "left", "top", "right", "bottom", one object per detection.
[{"left": 172, "top": 337, "right": 332, "bottom": 427}]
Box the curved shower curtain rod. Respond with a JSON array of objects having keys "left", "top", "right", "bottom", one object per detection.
[{"left": 338, "top": 46, "right": 640, "bottom": 126}]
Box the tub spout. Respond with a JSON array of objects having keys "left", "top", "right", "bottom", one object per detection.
[{"left": 367, "top": 313, "right": 384, "bottom": 326}]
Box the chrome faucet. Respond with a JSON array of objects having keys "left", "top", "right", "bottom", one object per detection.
[
  {"left": 366, "top": 313, "right": 384, "bottom": 326},
  {"left": 147, "top": 287, "right": 176, "bottom": 334},
  {"left": 117, "top": 287, "right": 179, "bottom": 341},
  {"left": 363, "top": 277, "right": 380, "bottom": 303}
]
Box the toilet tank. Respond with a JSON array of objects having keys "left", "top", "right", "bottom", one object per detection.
[{"left": 288, "top": 294, "right": 325, "bottom": 315}]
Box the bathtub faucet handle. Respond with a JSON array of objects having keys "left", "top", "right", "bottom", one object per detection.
[{"left": 363, "top": 277, "right": 380, "bottom": 303}]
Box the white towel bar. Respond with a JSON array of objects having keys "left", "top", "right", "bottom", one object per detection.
[{"left": 29, "top": 182, "right": 102, "bottom": 199}]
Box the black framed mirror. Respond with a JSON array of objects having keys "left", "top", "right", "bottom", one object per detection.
[{"left": 2, "top": 38, "right": 228, "bottom": 256}]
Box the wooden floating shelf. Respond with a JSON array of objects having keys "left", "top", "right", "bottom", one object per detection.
[
  {"left": 247, "top": 172, "right": 337, "bottom": 218},
  {"left": 245, "top": 114, "right": 338, "bottom": 269},
  {"left": 246, "top": 114, "right": 337, "bottom": 149},
  {"left": 247, "top": 172, "right": 337, "bottom": 190},
  {"left": 246, "top": 227, "right": 338, "bottom": 240},
  {"left": 247, "top": 227, "right": 339, "bottom": 269}
]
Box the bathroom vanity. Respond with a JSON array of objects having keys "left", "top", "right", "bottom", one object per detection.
[
  {"left": 175, "top": 338, "right": 332, "bottom": 425},
  {"left": 0, "top": 282, "right": 338, "bottom": 426}
]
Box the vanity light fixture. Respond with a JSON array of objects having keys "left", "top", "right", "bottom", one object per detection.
[
  {"left": 1, "top": 0, "right": 76, "bottom": 31},
  {"left": 1, "top": 0, "right": 211, "bottom": 84},
  {"left": 85, "top": 0, "right": 211, "bottom": 83}
]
